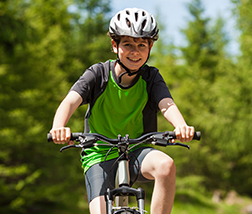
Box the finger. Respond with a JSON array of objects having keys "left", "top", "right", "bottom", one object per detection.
[
  {"left": 51, "top": 130, "right": 57, "bottom": 143},
  {"left": 65, "top": 127, "right": 71, "bottom": 142},
  {"left": 177, "top": 125, "right": 186, "bottom": 142},
  {"left": 61, "top": 128, "right": 66, "bottom": 142},
  {"left": 56, "top": 128, "right": 61, "bottom": 142},
  {"left": 170, "top": 139, "right": 175, "bottom": 144},
  {"left": 186, "top": 126, "right": 190, "bottom": 139},
  {"left": 181, "top": 125, "right": 186, "bottom": 139},
  {"left": 190, "top": 126, "right": 195, "bottom": 139},
  {"left": 175, "top": 127, "right": 181, "bottom": 141},
  {"left": 68, "top": 140, "right": 75, "bottom": 145},
  {"left": 185, "top": 126, "right": 194, "bottom": 141}
]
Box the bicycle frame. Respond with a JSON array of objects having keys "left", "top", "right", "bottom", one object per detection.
[{"left": 105, "top": 142, "right": 146, "bottom": 214}]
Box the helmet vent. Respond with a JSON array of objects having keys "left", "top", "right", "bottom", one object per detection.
[
  {"left": 141, "top": 19, "right": 147, "bottom": 29},
  {"left": 126, "top": 10, "right": 130, "bottom": 15},
  {"left": 142, "top": 11, "right": 146, "bottom": 16},
  {"left": 126, "top": 18, "right": 131, "bottom": 28},
  {"left": 135, "top": 13, "right": 138, "bottom": 22},
  {"left": 117, "top": 14, "right": 120, "bottom": 21}
]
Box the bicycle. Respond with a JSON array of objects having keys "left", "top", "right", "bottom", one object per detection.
[{"left": 47, "top": 131, "right": 201, "bottom": 214}]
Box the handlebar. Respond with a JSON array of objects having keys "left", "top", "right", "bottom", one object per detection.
[{"left": 47, "top": 131, "right": 201, "bottom": 151}]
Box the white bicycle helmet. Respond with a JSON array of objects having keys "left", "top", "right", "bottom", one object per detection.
[{"left": 109, "top": 8, "right": 159, "bottom": 40}]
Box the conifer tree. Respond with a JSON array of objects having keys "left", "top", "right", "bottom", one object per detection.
[
  {"left": 0, "top": 0, "right": 112, "bottom": 212},
  {"left": 168, "top": 0, "right": 236, "bottom": 193}
]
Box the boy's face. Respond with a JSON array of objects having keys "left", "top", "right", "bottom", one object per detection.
[{"left": 112, "top": 36, "right": 153, "bottom": 72}]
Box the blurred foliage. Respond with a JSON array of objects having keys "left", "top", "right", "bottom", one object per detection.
[
  {"left": 0, "top": 0, "right": 251, "bottom": 213},
  {"left": 155, "top": 0, "right": 252, "bottom": 199},
  {"left": 0, "top": 0, "right": 113, "bottom": 213}
]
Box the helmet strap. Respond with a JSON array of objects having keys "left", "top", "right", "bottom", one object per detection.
[{"left": 116, "top": 58, "right": 139, "bottom": 83}]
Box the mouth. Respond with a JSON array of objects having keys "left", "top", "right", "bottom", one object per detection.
[{"left": 128, "top": 57, "right": 141, "bottom": 62}]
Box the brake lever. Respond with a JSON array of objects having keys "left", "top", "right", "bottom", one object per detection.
[
  {"left": 60, "top": 135, "right": 98, "bottom": 152},
  {"left": 60, "top": 144, "right": 81, "bottom": 152},
  {"left": 166, "top": 133, "right": 190, "bottom": 149},
  {"left": 150, "top": 134, "right": 190, "bottom": 149}
]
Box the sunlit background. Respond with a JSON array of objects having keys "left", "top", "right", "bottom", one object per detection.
[{"left": 110, "top": 0, "right": 239, "bottom": 55}]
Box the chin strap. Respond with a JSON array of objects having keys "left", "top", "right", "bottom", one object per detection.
[{"left": 116, "top": 59, "right": 140, "bottom": 83}]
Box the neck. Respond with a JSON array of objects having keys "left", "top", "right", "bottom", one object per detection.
[{"left": 114, "top": 62, "right": 137, "bottom": 86}]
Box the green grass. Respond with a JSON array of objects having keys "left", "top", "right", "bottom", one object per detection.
[
  {"left": 172, "top": 188, "right": 251, "bottom": 214},
  {"left": 129, "top": 181, "right": 252, "bottom": 214}
]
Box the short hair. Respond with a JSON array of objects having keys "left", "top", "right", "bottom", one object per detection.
[{"left": 107, "top": 32, "right": 157, "bottom": 45}]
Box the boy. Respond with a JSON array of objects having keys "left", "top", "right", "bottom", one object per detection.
[{"left": 50, "top": 8, "right": 195, "bottom": 214}]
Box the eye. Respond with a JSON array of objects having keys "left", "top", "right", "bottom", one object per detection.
[
  {"left": 124, "top": 43, "right": 130, "bottom": 46},
  {"left": 139, "top": 43, "right": 147, "bottom": 47}
]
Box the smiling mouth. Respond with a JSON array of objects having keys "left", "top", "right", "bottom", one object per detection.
[{"left": 128, "top": 57, "right": 141, "bottom": 62}]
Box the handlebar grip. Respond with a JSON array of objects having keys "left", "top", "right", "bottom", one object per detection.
[
  {"left": 47, "top": 132, "right": 82, "bottom": 142},
  {"left": 193, "top": 131, "right": 201, "bottom": 140},
  {"left": 47, "top": 133, "right": 53, "bottom": 142},
  {"left": 169, "top": 131, "right": 201, "bottom": 140}
]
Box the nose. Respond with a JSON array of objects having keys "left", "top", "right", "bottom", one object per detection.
[{"left": 130, "top": 45, "right": 139, "bottom": 55}]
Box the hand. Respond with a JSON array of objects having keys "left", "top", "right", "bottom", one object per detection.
[
  {"left": 172, "top": 125, "right": 195, "bottom": 143},
  {"left": 50, "top": 127, "right": 74, "bottom": 145}
]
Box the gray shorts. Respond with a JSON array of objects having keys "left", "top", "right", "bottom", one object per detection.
[{"left": 84, "top": 147, "right": 155, "bottom": 203}]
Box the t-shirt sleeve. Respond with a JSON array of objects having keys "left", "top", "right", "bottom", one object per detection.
[
  {"left": 151, "top": 70, "right": 173, "bottom": 105},
  {"left": 69, "top": 61, "right": 110, "bottom": 106},
  {"left": 70, "top": 68, "right": 96, "bottom": 105}
]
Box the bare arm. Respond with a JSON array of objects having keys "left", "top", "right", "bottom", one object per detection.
[
  {"left": 159, "top": 97, "right": 194, "bottom": 142},
  {"left": 50, "top": 91, "right": 83, "bottom": 144}
]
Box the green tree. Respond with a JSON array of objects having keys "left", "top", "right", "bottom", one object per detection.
[
  {"left": 170, "top": 0, "right": 252, "bottom": 198},
  {"left": 0, "top": 0, "right": 113, "bottom": 213},
  {"left": 158, "top": 0, "right": 238, "bottom": 195},
  {"left": 221, "top": 0, "right": 252, "bottom": 196}
]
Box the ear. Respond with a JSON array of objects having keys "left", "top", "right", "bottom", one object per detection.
[{"left": 111, "top": 39, "right": 118, "bottom": 54}]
